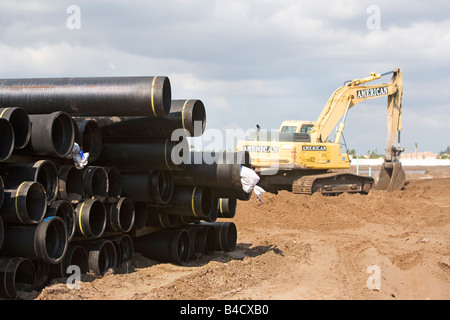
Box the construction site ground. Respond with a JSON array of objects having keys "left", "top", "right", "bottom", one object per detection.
[{"left": 32, "top": 165, "right": 450, "bottom": 300}]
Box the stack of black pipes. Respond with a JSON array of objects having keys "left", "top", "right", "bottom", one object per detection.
[{"left": 0, "top": 76, "right": 249, "bottom": 299}]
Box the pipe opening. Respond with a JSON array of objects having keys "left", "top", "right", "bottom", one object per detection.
[
  {"left": 88, "top": 200, "right": 106, "bottom": 237},
  {"left": 0, "top": 119, "right": 14, "bottom": 160},
  {"left": 117, "top": 198, "right": 135, "bottom": 232},
  {"left": 6, "top": 108, "right": 30, "bottom": 149},
  {"left": 97, "top": 241, "right": 117, "bottom": 275},
  {"left": 25, "top": 182, "right": 47, "bottom": 223},
  {"left": 177, "top": 230, "right": 190, "bottom": 265},
  {"left": 35, "top": 161, "right": 58, "bottom": 203},
  {"left": 44, "top": 217, "right": 67, "bottom": 261},
  {"left": 78, "top": 120, "right": 102, "bottom": 162},
  {"left": 58, "top": 166, "right": 84, "bottom": 202},
  {"left": 69, "top": 246, "right": 89, "bottom": 274},
  {"left": 200, "top": 187, "right": 213, "bottom": 218},
  {"left": 51, "top": 112, "right": 74, "bottom": 157},
  {"left": 105, "top": 167, "right": 122, "bottom": 200},
  {"left": 48, "top": 200, "right": 75, "bottom": 241},
  {"left": 162, "top": 77, "right": 172, "bottom": 116},
  {"left": 14, "top": 259, "right": 36, "bottom": 295},
  {"left": 191, "top": 100, "right": 206, "bottom": 136}
]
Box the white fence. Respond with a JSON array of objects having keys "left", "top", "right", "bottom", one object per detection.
[{"left": 350, "top": 158, "right": 450, "bottom": 167}]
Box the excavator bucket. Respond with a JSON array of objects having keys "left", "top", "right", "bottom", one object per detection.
[{"left": 375, "top": 161, "right": 406, "bottom": 191}]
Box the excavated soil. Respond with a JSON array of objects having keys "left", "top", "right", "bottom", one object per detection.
[{"left": 31, "top": 166, "right": 450, "bottom": 300}]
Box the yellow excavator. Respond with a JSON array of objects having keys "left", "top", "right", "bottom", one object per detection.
[{"left": 236, "top": 68, "right": 406, "bottom": 195}]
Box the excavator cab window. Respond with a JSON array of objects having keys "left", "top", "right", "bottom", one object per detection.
[
  {"left": 300, "top": 124, "right": 314, "bottom": 134},
  {"left": 280, "top": 126, "right": 297, "bottom": 133}
]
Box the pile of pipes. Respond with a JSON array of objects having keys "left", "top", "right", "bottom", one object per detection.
[{"left": 0, "top": 76, "right": 250, "bottom": 299}]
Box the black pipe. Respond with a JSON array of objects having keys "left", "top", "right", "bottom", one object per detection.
[
  {"left": 201, "top": 224, "right": 217, "bottom": 255},
  {"left": 0, "top": 257, "right": 36, "bottom": 299},
  {"left": 105, "top": 197, "right": 135, "bottom": 233},
  {"left": 103, "top": 167, "right": 122, "bottom": 203},
  {"left": 0, "top": 175, "right": 4, "bottom": 208},
  {"left": 32, "top": 260, "right": 50, "bottom": 291},
  {"left": 0, "top": 216, "right": 68, "bottom": 264},
  {"left": 83, "top": 238, "right": 117, "bottom": 276},
  {"left": 121, "top": 170, "right": 173, "bottom": 205},
  {"left": 0, "top": 107, "right": 31, "bottom": 149},
  {"left": 133, "top": 228, "right": 190, "bottom": 265},
  {"left": 153, "top": 186, "right": 214, "bottom": 220},
  {"left": 74, "top": 198, "right": 106, "bottom": 238},
  {"left": 203, "top": 222, "right": 237, "bottom": 252},
  {"left": 172, "top": 151, "right": 251, "bottom": 190},
  {"left": 82, "top": 166, "right": 108, "bottom": 200},
  {"left": 132, "top": 202, "right": 149, "bottom": 231},
  {"left": 0, "top": 216, "right": 3, "bottom": 251},
  {"left": 1, "top": 180, "right": 47, "bottom": 224},
  {"left": 145, "top": 207, "right": 179, "bottom": 228},
  {"left": 3, "top": 159, "right": 59, "bottom": 204},
  {"left": 0, "top": 76, "right": 172, "bottom": 117},
  {"left": 94, "top": 137, "right": 188, "bottom": 171},
  {"left": 87, "top": 99, "right": 206, "bottom": 140},
  {"left": 186, "top": 225, "right": 206, "bottom": 260},
  {"left": 112, "top": 234, "right": 134, "bottom": 266},
  {"left": 212, "top": 187, "right": 251, "bottom": 201},
  {"left": 20, "top": 111, "right": 75, "bottom": 158},
  {"left": 48, "top": 244, "right": 89, "bottom": 280},
  {"left": 75, "top": 119, "right": 102, "bottom": 162},
  {"left": 46, "top": 199, "right": 76, "bottom": 242},
  {"left": 217, "top": 198, "right": 237, "bottom": 219},
  {"left": 0, "top": 118, "right": 14, "bottom": 161},
  {"left": 57, "top": 165, "right": 84, "bottom": 203}
]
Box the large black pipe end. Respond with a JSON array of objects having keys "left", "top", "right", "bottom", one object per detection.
[
  {"left": 218, "top": 198, "right": 237, "bottom": 219},
  {"left": 0, "top": 216, "right": 4, "bottom": 252},
  {"left": 132, "top": 202, "right": 148, "bottom": 230},
  {"left": 105, "top": 197, "right": 135, "bottom": 233},
  {"left": 209, "top": 222, "right": 237, "bottom": 252},
  {"left": 58, "top": 165, "right": 84, "bottom": 203},
  {"left": 76, "top": 119, "right": 102, "bottom": 162},
  {"left": 0, "top": 118, "right": 14, "bottom": 161},
  {"left": 75, "top": 198, "right": 106, "bottom": 238},
  {"left": 28, "top": 111, "right": 75, "bottom": 158},
  {"left": 49, "top": 244, "right": 89, "bottom": 280},
  {"left": 187, "top": 226, "right": 206, "bottom": 260},
  {"left": 0, "top": 257, "right": 36, "bottom": 299},
  {"left": 34, "top": 216, "right": 68, "bottom": 264},
  {"left": 151, "top": 170, "right": 174, "bottom": 205},
  {"left": 171, "top": 99, "right": 206, "bottom": 137},
  {"left": 193, "top": 186, "right": 214, "bottom": 219},
  {"left": 47, "top": 199, "right": 76, "bottom": 242},
  {"left": 82, "top": 166, "right": 108, "bottom": 200},
  {"left": 113, "top": 234, "right": 134, "bottom": 266},
  {"left": 34, "top": 160, "right": 58, "bottom": 204},
  {"left": 104, "top": 167, "right": 122, "bottom": 203},
  {"left": 202, "top": 224, "right": 217, "bottom": 255},
  {"left": 2, "top": 180, "right": 47, "bottom": 224},
  {"left": 0, "top": 107, "right": 31, "bottom": 149},
  {"left": 82, "top": 239, "right": 117, "bottom": 276},
  {"left": 133, "top": 228, "right": 190, "bottom": 266},
  {"left": 152, "top": 76, "right": 172, "bottom": 117},
  {"left": 0, "top": 176, "right": 4, "bottom": 208}
]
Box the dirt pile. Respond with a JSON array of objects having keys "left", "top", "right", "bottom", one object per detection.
[{"left": 33, "top": 169, "right": 450, "bottom": 300}]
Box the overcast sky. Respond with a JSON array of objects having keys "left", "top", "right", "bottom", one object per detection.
[{"left": 0, "top": 0, "right": 449, "bottom": 154}]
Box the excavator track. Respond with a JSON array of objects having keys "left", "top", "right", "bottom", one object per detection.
[{"left": 291, "top": 172, "right": 374, "bottom": 195}]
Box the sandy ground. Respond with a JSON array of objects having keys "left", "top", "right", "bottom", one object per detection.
[{"left": 31, "top": 166, "right": 450, "bottom": 300}]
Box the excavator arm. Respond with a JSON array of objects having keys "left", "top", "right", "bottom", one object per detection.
[{"left": 309, "top": 69, "right": 405, "bottom": 191}]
